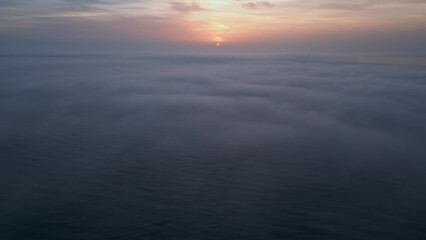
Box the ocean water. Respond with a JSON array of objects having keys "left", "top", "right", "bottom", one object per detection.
[{"left": 1, "top": 53, "right": 426, "bottom": 239}]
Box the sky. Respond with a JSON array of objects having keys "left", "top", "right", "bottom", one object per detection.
[{"left": 1, "top": 0, "right": 426, "bottom": 53}]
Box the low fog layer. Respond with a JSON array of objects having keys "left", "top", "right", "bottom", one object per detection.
[
  {"left": 1, "top": 53, "right": 425, "bottom": 239},
  {"left": 1, "top": 54, "right": 424, "bottom": 156}
]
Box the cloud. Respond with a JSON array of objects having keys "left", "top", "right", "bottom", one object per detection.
[
  {"left": 0, "top": 0, "right": 14, "bottom": 5},
  {"left": 284, "top": 0, "right": 426, "bottom": 10},
  {"left": 241, "top": 1, "right": 274, "bottom": 10},
  {"left": 315, "top": 2, "right": 370, "bottom": 11},
  {"left": 170, "top": 1, "right": 206, "bottom": 13},
  {"left": 63, "top": 0, "right": 103, "bottom": 3},
  {"left": 0, "top": 0, "right": 27, "bottom": 6}
]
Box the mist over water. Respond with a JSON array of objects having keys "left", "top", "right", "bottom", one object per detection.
[{"left": 1, "top": 53, "right": 426, "bottom": 239}]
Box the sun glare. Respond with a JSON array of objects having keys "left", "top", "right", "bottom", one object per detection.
[{"left": 210, "top": 22, "right": 230, "bottom": 45}]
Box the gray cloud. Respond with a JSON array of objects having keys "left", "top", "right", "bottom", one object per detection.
[
  {"left": 283, "top": 0, "right": 426, "bottom": 10},
  {"left": 169, "top": 1, "right": 206, "bottom": 13},
  {"left": 241, "top": 1, "right": 274, "bottom": 9},
  {"left": 315, "top": 2, "right": 370, "bottom": 10},
  {"left": 0, "top": 0, "right": 28, "bottom": 6}
]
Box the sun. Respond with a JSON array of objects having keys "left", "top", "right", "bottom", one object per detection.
[{"left": 211, "top": 23, "right": 229, "bottom": 46}]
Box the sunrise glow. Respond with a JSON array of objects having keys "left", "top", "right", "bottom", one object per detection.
[{"left": 0, "top": 1, "right": 425, "bottom": 51}]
